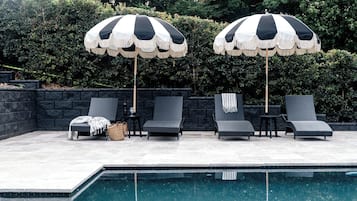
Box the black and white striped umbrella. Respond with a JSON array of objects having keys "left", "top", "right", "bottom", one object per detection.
[
  {"left": 214, "top": 13, "right": 320, "bottom": 56},
  {"left": 85, "top": 14, "right": 187, "bottom": 58},
  {"left": 213, "top": 13, "right": 321, "bottom": 113},
  {"left": 84, "top": 14, "right": 187, "bottom": 113}
]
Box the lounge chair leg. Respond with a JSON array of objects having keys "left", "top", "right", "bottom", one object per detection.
[
  {"left": 68, "top": 131, "right": 73, "bottom": 140},
  {"left": 274, "top": 118, "right": 278, "bottom": 137},
  {"left": 294, "top": 135, "right": 296, "bottom": 140},
  {"left": 265, "top": 119, "right": 269, "bottom": 137},
  {"left": 324, "top": 136, "right": 326, "bottom": 140},
  {"left": 259, "top": 117, "right": 263, "bottom": 137}
]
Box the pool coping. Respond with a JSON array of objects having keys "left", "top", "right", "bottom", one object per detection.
[
  {"left": 1, "top": 131, "right": 357, "bottom": 196},
  {"left": 2, "top": 163, "right": 357, "bottom": 195},
  {"left": 2, "top": 165, "right": 357, "bottom": 200}
]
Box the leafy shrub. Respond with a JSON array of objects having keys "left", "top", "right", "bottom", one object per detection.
[
  {"left": 0, "top": 2, "right": 355, "bottom": 122},
  {"left": 263, "top": 0, "right": 357, "bottom": 53}
]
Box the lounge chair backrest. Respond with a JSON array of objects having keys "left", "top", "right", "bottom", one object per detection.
[
  {"left": 285, "top": 95, "right": 317, "bottom": 121},
  {"left": 214, "top": 94, "right": 245, "bottom": 121},
  {"left": 153, "top": 96, "right": 183, "bottom": 121},
  {"left": 88, "top": 98, "right": 118, "bottom": 121}
]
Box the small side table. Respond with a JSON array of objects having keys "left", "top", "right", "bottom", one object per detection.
[
  {"left": 259, "top": 114, "right": 279, "bottom": 138},
  {"left": 127, "top": 114, "right": 142, "bottom": 138}
]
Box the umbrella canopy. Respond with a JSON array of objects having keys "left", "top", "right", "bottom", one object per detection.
[
  {"left": 213, "top": 12, "right": 321, "bottom": 113},
  {"left": 84, "top": 14, "right": 187, "bottom": 113}
]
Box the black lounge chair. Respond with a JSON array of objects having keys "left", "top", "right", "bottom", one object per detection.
[
  {"left": 143, "top": 96, "right": 184, "bottom": 140},
  {"left": 70, "top": 97, "right": 118, "bottom": 140},
  {"left": 284, "top": 95, "right": 333, "bottom": 140},
  {"left": 214, "top": 94, "right": 254, "bottom": 140}
]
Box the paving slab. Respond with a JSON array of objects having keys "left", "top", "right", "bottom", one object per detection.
[{"left": 0, "top": 131, "right": 356, "bottom": 193}]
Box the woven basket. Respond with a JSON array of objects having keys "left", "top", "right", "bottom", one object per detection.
[
  {"left": 121, "top": 122, "right": 128, "bottom": 136},
  {"left": 108, "top": 122, "right": 125, "bottom": 141}
]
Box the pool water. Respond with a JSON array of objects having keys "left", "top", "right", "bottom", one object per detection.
[{"left": 74, "top": 170, "right": 357, "bottom": 201}]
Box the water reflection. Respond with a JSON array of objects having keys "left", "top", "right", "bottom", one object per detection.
[{"left": 1, "top": 169, "right": 357, "bottom": 201}]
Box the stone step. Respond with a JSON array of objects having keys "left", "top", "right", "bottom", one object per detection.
[
  {"left": 8, "top": 80, "right": 41, "bottom": 89},
  {"left": 0, "top": 71, "right": 14, "bottom": 83}
]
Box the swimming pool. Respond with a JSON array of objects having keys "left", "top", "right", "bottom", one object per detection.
[{"left": 1, "top": 167, "right": 357, "bottom": 201}]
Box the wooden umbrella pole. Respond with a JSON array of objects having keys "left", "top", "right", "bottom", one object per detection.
[
  {"left": 265, "top": 48, "right": 269, "bottom": 114},
  {"left": 133, "top": 55, "right": 137, "bottom": 114}
]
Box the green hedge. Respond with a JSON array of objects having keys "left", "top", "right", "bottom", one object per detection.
[{"left": 0, "top": 1, "right": 356, "bottom": 122}]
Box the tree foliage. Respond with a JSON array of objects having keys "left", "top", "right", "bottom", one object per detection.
[
  {"left": 263, "top": 0, "right": 357, "bottom": 52},
  {"left": 119, "top": 0, "right": 259, "bottom": 22},
  {"left": 0, "top": 1, "right": 355, "bottom": 122},
  {"left": 0, "top": 0, "right": 115, "bottom": 86},
  {"left": 117, "top": 0, "right": 357, "bottom": 52}
]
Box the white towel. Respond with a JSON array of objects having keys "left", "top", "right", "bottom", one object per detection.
[
  {"left": 222, "top": 93, "right": 238, "bottom": 113},
  {"left": 68, "top": 116, "right": 111, "bottom": 139}
]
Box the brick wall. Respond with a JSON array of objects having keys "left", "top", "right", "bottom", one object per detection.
[{"left": 0, "top": 89, "right": 37, "bottom": 139}]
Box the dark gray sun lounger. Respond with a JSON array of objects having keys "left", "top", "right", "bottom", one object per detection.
[
  {"left": 214, "top": 94, "right": 254, "bottom": 140},
  {"left": 70, "top": 97, "right": 118, "bottom": 140},
  {"left": 143, "top": 96, "right": 184, "bottom": 140},
  {"left": 284, "top": 95, "right": 333, "bottom": 140}
]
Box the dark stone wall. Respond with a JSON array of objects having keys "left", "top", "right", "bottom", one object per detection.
[
  {"left": 36, "top": 88, "right": 285, "bottom": 131},
  {"left": 183, "top": 97, "right": 284, "bottom": 131},
  {"left": 329, "top": 122, "right": 357, "bottom": 131},
  {"left": 8, "top": 80, "right": 41, "bottom": 89},
  {"left": 184, "top": 97, "right": 215, "bottom": 131},
  {"left": 0, "top": 89, "right": 37, "bottom": 139},
  {"left": 36, "top": 88, "right": 193, "bottom": 130},
  {"left": 0, "top": 88, "right": 354, "bottom": 137},
  {"left": 0, "top": 71, "right": 14, "bottom": 83}
]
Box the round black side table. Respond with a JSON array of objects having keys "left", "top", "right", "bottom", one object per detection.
[
  {"left": 127, "top": 114, "right": 142, "bottom": 138},
  {"left": 259, "top": 114, "right": 279, "bottom": 138}
]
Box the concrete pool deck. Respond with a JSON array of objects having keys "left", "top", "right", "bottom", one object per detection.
[{"left": 0, "top": 130, "right": 356, "bottom": 193}]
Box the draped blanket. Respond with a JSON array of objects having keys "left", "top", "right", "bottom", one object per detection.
[
  {"left": 222, "top": 93, "right": 238, "bottom": 113},
  {"left": 68, "top": 116, "right": 110, "bottom": 139}
]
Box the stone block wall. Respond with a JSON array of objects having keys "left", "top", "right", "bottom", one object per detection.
[
  {"left": 0, "top": 89, "right": 37, "bottom": 139},
  {"left": 329, "top": 122, "right": 357, "bottom": 131},
  {"left": 36, "top": 88, "right": 193, "bottom": 130},
  {"left": 8, "top": 80, "right": 41, "bottom": 89},
  {"left": 0, "top": 71, "right": 14, "bottom": 83},
  {"left": 1, "top": 88, "right": 353, "bottom": 137},
  {"left": 36, "top": 88, "right": 285, "bottom": 131}
]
